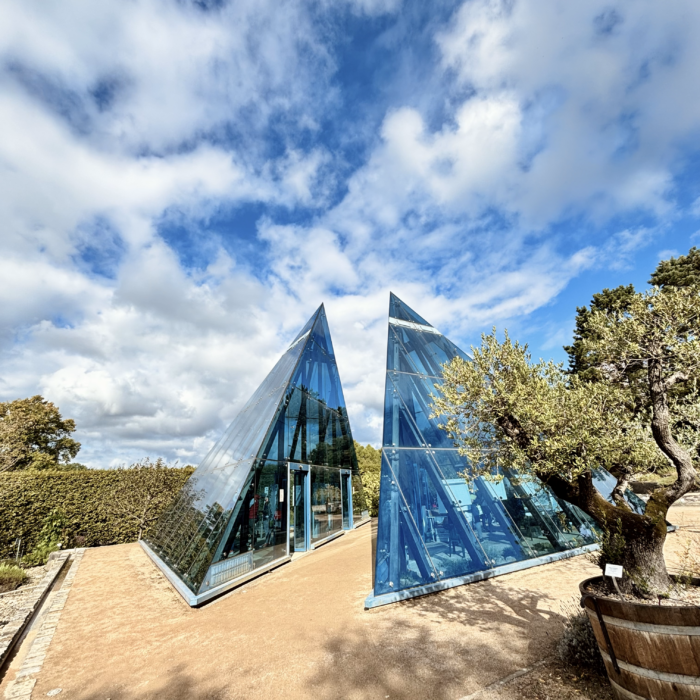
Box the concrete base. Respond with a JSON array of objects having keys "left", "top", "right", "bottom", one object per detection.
[{"left": 364, "top": 543, "right": 599, "bottom": 609}]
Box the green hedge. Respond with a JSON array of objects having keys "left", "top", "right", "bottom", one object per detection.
[{"left": 0, "top": 467, "right": 194, "bottom": 558}]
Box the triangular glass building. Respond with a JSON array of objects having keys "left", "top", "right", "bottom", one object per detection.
[
  {"left": 366, "top": 294, "right": 598, "bottom": 607},
  {"left": 142, "top": 305, "right": 368, "bottom": 606}
]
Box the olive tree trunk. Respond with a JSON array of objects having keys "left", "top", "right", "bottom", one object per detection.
[{"left": 542, "top": 470, "right": 671, "bottom": 594}]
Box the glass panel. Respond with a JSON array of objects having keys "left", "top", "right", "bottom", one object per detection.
[
  {"left": 310, "top": 466, "right": 343, "bottom": 544},
  {"left": 374, "top": 452, "right": 439, "bottom": 595},
  {"left": 551, "top": 495, "right": 598, "bottom": 542},
  {"left": 389, "top": 293, "right": 433, "bottom": 327},
  {"left": 429, "top": 450, "right": 531, "bottom": 565},
  {"left": 387, "top": 325, "right": 470, "bottom": 377},
  {"left": 205, "top": 460, "right": 288, "bottom": 572},
  {"left": 251, "top": 461, "right": 288, "bottom": 568},
  {"left": 507, "top": 473, "right": 592, "bottom": 549},
  {"left": 385, "top": 449, "right": 487, "bottom": 582},
  {"left": 382, "top": 375, "right": 426, "bottom": 448},
  {"left": 384, "top": 372, "right": 456, "bottom": 449},
  {"left": 485, "top": 474, "right": 569, "bottom": 556},
  {"left": 386, "top": 326, "right": 426, "bottom": 374}
]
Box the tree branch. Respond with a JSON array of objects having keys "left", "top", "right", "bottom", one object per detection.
[{"left": 664, "top": 371, "right": 689, "bottom": 390}]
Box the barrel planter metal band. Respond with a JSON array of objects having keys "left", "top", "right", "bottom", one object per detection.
[{"left": 580, "top": 576, "right": 700, "bottom": 700}]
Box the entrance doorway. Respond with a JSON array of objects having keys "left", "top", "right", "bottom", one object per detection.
[
  {"left": 290, "top": 467, "right": 310, "bottom": 553},
  {"left": 341, "top": 470, "right": 353, "bottom": 530}
]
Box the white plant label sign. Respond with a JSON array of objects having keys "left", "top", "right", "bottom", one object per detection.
[{"left": 605, "top": 564, "right": 624, "bottom": 579}]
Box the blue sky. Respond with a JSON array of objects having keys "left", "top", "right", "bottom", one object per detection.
[{"left": 1, "top": 0, "right": 699, "bottom": 466}]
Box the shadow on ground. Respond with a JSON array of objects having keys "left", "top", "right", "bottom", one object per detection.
[
  {"left": 305, "top": 583, "right": 567, "bottom": 700},
  {"left": 69, "top": 664, "right": 229, "bottom": 700}
]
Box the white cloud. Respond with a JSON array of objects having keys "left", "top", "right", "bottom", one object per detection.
[
  {"left": 433, "top": 0, "right": 700, "bottom": 224},
  {"left": 2, "top": 0, "right": 699, "bottom": 466}
]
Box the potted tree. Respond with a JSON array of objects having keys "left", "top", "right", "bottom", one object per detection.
[{"left": 431, "top": 275, "right": 699, "bottom": 699}]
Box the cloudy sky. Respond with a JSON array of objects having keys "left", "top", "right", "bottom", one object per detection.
[{"left": 2, "top": 0, "right": 699, "bottom": 467}]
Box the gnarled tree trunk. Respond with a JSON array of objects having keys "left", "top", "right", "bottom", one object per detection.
[{"left": 542, "top": 471, "right": 671, "bottom": 595}]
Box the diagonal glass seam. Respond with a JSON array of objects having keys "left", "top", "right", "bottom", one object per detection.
[{"left": 288, "top": 330, "right": 311, "bottom": 351}]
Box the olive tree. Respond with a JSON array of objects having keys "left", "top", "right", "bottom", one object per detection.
[{"left": 432, "top": 285, "right": 699, "bottom": 595}]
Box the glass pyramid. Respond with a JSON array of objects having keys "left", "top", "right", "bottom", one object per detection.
[
  {"left": 143, "top": 305, "right": 367, "bottom": 605},
  {"left": 367, "top": 294, "right": 598, "bottom": 606}
]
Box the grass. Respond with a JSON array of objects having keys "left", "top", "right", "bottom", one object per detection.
[{"left": 0, "top": 562, "right": 29, "bottom": 593}]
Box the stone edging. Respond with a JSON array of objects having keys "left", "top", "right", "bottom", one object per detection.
[
  {"left": 0, "top": 554, "right": 70, "bottom": 672},
  {"left": 3, "top": 549, "right": 85, "bottom": 700}
]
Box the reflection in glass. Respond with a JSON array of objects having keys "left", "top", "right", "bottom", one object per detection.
[{"left": 310, "top": 466, "right": 343, "bottom": 544}]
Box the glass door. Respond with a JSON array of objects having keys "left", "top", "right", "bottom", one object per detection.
[
  {"left": 291, "top": 469, "right": 309, "bottom": 552},
  {"left": 341, "top": 471, "right": 353, "bottom": 530}
]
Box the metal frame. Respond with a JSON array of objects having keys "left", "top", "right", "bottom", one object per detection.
[
  {"left": 364, "top": 543, "right": 599, "bottom": 609},
  {"left": 288, "top": 463, "right": 311, "bottom": 553}
]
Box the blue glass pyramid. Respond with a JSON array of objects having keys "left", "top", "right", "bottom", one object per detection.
[
  {"left": 143, "top": 305, "right": 365, "bottom": 605},
  {"left": 367, "top": 294, "right": 597, "bottom": 606}
]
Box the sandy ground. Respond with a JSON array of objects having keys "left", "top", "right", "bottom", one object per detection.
[{"left": 4, "top": 504, "right": 699, "bottom": 700}]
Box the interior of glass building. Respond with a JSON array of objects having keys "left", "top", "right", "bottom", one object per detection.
[
  {"left": 142, "top": 304, "right": 368, "bottom": 606},
  {"left": 366, "top": 294, "right": 602, "bottom": 608}
]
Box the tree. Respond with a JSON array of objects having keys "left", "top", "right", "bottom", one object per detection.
[
  {"left": 0, "top": 396, "right": 81, "bottom": 473},
  {"left": 564, "top": 248, "right": 700, "bottom": 490},
  {"left": 566, "top": 248, "right": 700, "bottom": 378},
  {"left": 649, "top": 246, "right": 700, "bottom": 288},
  {"left": 433, "top": 284, "right": 699, "bottom": 595},
  {"left": 101, "top": 458, "right": 183, "bottom": 540},
  {"left": 354, "top": 441, "right": 381, "bottom": 516},
  {"left": 564, "top": 284, "right": 636, "bottom": 380}
]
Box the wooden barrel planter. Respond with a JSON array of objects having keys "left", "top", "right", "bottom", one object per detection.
[{"left": 580, "top": 576, "right": 700, "bottom": 699}]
